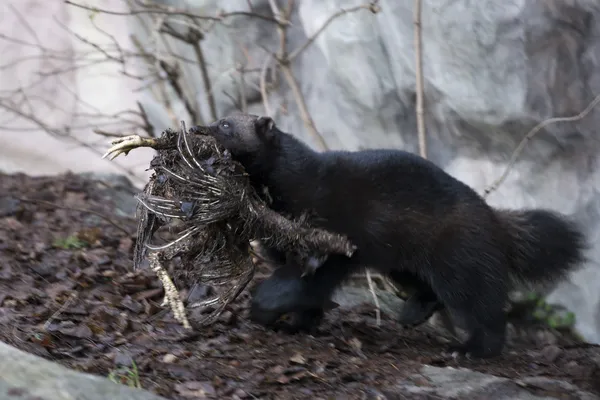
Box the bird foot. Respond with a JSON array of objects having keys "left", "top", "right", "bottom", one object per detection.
[{"left": 102, "top": 134, "right": 158, "bottom": 160}]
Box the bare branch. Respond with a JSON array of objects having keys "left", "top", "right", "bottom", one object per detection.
[
  {"left": 288, "top": 2, "right": 380, "bottom": 62},
  {"left": 365, "top": 270, "right": 381, "bottom": 326},
  {"left": 413, "top": 0, "right": 426, "bottom": 159},
  {"left": 159, "top": 59, "right": 199, "bottom": 123},
  {"left": 160, "top": 23, "right": 217, "bottom": 122},
  {"left": 64, "top": 0, "right": 283, "bottom": 25},
  {"left": 137, "top": 101, "right": 156, "bottom": 138},
  {"left": 280, "top": 63, "right": 327, "bottom": 150},
  {"left": 483, "top": 93, "right": 600, "bottom": 198},
  {"left": 268, "top": 0, "right": 328, "bottom": 150},
  {"left": 94, "top": 129, "right": 132, "bottom": 138},
  {"left": 260, "top": 54, "right": 274, "bottom": 116},
  {"left": 191, "top": 39, "right": 217, "bottom": 122}
]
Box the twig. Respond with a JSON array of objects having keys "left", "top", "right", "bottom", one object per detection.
[
  {"left": 64, "top": 0, "right": 282, "bottom": 24},
  {"left": 238, "top": 65, "right": 248, "bottom": 113},
  {"left": 137, "top": 101, "right": 156, "bottom": 138},
  {"left": 366, "top": 270, "right": 381, "bottom": 326},
  {"left": 158, "top": 59, "right": 200, "bottom": 123},
  {"left": 265, "top": 0, "right": 382, "bottom": 317},
  {"left": 413, "top": 0, "right": 426, "bottom": 159},
  {"left": 160, "top": 23, "right": 217, "bottom": 123},
  {"left": 94, "top": 129, "right": 133, "bottom": 138},
  {"left": 267, "top": 0, "right": 327, "bottom": 149},
  {"left": 411, "top": 1, "right": 457, "bottom": 336},
  {"left": 44, "top": 292, "right": 77, "bottom": 331},
  {"left": 483, "top": 93, "right": 600, "bottom": 198},
  {"left": 259, "top": 55, "right": 274, "bottom": 116},
  {"left": 280, "top": 65, "right": 328, "bottom": 150},
  {"left": 267, "top": 1, "right": 380, "bottom": 150},
  {"left": 288, "top": 2, "right": 380, "bottom": 62}
]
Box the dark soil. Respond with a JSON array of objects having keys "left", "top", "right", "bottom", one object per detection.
[{"left": 1, "top": 172, "right": 599, "bottom": 400}]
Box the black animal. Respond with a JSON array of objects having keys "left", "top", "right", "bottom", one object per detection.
[{"left": 205, "top": 114, "right": 587, "bottom": 358}]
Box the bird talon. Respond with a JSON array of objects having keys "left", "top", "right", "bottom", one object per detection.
[{"left": 102, "top": 134, "right": 157, "bottom": 160}]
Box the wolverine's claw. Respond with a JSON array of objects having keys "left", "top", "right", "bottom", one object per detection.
[{"left": 102, "top": 134, "right": 158, "bottom": 160}]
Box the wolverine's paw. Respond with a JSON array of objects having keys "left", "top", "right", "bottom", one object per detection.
[
  {"left": 102, "top": 134, "right": 158, "bottom": 160},
  {"left": 272, "top": 309, "right": 324, "bottom": 334},
  {"left": 443, "top": 343, "right": 471, "bottom": 359},
  {"left": 398, "top": 296, "right": 442, "bottom": 327},
  {"left": 250, "top": 307, "right": 323, "bottom": 335},
  {"left": 444, "top": 342, "right": 502, "bottom": 360}
]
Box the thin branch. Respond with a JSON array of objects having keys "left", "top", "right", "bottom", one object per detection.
[
  {"left": 44, "top": 292, "right": 77, "bottom": 331},
  {"left": 260, "top": 54, "right": 274, "bottom": 116},
  {"left": 365, "top": 270, "right": 381, "bottom": 326},
  {"left": 64, "top": 0, "right": 283, "bottom": 25},
  {"left": 288, "top": 2, "right": 380, "bottom": 62},
  {"left": 137, "top": 101, "right": 156, "bottom": 138},
  {"left": 0, "top": 101, "right": 146, "bottom": 184},
  {"left": 268, "top": 0, "right": 328, "bottom": 150},
  {"left": 280, "top": 63, "right": 327, "bottom": 150},
  {"left": 191, "top": 40, "right": 217, "bottom": 122},
  {"left": 161, "top": 23, "right": 217, "bottom": 122},
  {"left": 94, "top": 129, "right": 132, "bottom": 138},
  {"left": 263, "top": 0, "right": 382, "bottom": 316},
  {"left": 414, "top": 0, "right": 426, "bottom": 159},
  {"left": 483, "top": 93, "right": 600, "bottom": 198},
  {"left": 238, "top": 64, "right": 249, "bottom": 113},
  {"left": 159, "top": 60, "right": 199, "bottom": 123}
]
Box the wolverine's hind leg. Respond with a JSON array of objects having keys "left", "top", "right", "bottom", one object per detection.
[
  {"left": 428, "top": 234, "right": 509, "bottom": 358},
  {"left": 388, "top": 270, "right": 443, "bottom": 327}
]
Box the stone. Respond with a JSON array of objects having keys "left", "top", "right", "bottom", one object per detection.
[{"left": 0, "top": 341, "right": 167, "bottom": 400}]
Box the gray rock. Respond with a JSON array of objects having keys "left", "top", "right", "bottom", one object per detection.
[
  {"left": 0, "top": 341, "right": 167, "bottom": 400},
  {"left": 381, "top": 365, "right": 599, "bottom": 400},
  {"left": 332, "top": 286, "right": 405, "bottom": 319}
]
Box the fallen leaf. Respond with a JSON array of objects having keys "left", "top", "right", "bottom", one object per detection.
[
  {"left": 120, "top": 295, "right": 143, "bottom": 313},
  {"left": 163, "top": 353, "right": 177, "bottom": 363},
  {"left": 277, "top": 369, "right": 309, "bottom": 384},
  {"left": 58, "top": 322, "right": 93, "bottom": 339},
  {"left": 174, "top": 381, "right": 216, "bottom": 398},
  {"left": 289, "top": 352, "right": 306, "bottom": 365},
  {"left": 134, "top": 288, "right": 163, "bottom": 301}
]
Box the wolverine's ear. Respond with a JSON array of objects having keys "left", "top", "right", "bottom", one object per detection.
[{"left": 255, "top": 116, "right": 275, "bottom": 141}]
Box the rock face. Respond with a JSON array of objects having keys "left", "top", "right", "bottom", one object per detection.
[
  {"left": 0, "top": 341, "right": 167, "bottom": 400},
  {"left": 3, "top": 0, "right": 600, "bottom": 342}
]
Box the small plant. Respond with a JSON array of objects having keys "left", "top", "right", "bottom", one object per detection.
[
  {"left": 531, "top": 295, "right": 577, "bottom": 330},
  {"left": 108, "top": 361, "right": 141, "bottom": 389},
  {"left": 52, "top": 234, "right": 88, "bottom": 250}
]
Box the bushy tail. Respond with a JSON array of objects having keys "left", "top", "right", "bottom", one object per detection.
[{"left": 495, "top": 208, "right": 588, "bottom": 287}]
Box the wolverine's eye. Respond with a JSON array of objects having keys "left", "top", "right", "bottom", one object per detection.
[{"left": 220, "top": 121, "right": 230, "bottom": 129}]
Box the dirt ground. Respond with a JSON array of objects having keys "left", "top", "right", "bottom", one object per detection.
[{"left": 1, "top": 172, "right": 599, "bottom": 400}]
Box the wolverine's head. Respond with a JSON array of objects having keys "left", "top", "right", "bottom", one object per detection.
[{"left": 208, "top": 113, "right": 277, "bottom": 161}]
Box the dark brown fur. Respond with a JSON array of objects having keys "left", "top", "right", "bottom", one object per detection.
[{"left": 204, "top": 114, "right": 587, "bottom": 358}]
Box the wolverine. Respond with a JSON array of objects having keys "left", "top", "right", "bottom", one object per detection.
[{"left": 205, "top": 113, "right": 586, "bottom": 358}]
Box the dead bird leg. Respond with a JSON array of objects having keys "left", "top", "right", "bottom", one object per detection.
[
  {"left": 102, "top": 135, "right": 160, "bottom": 160},
  {"left": 148, "top": 252, "right": 192, "bottom": 330}
]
